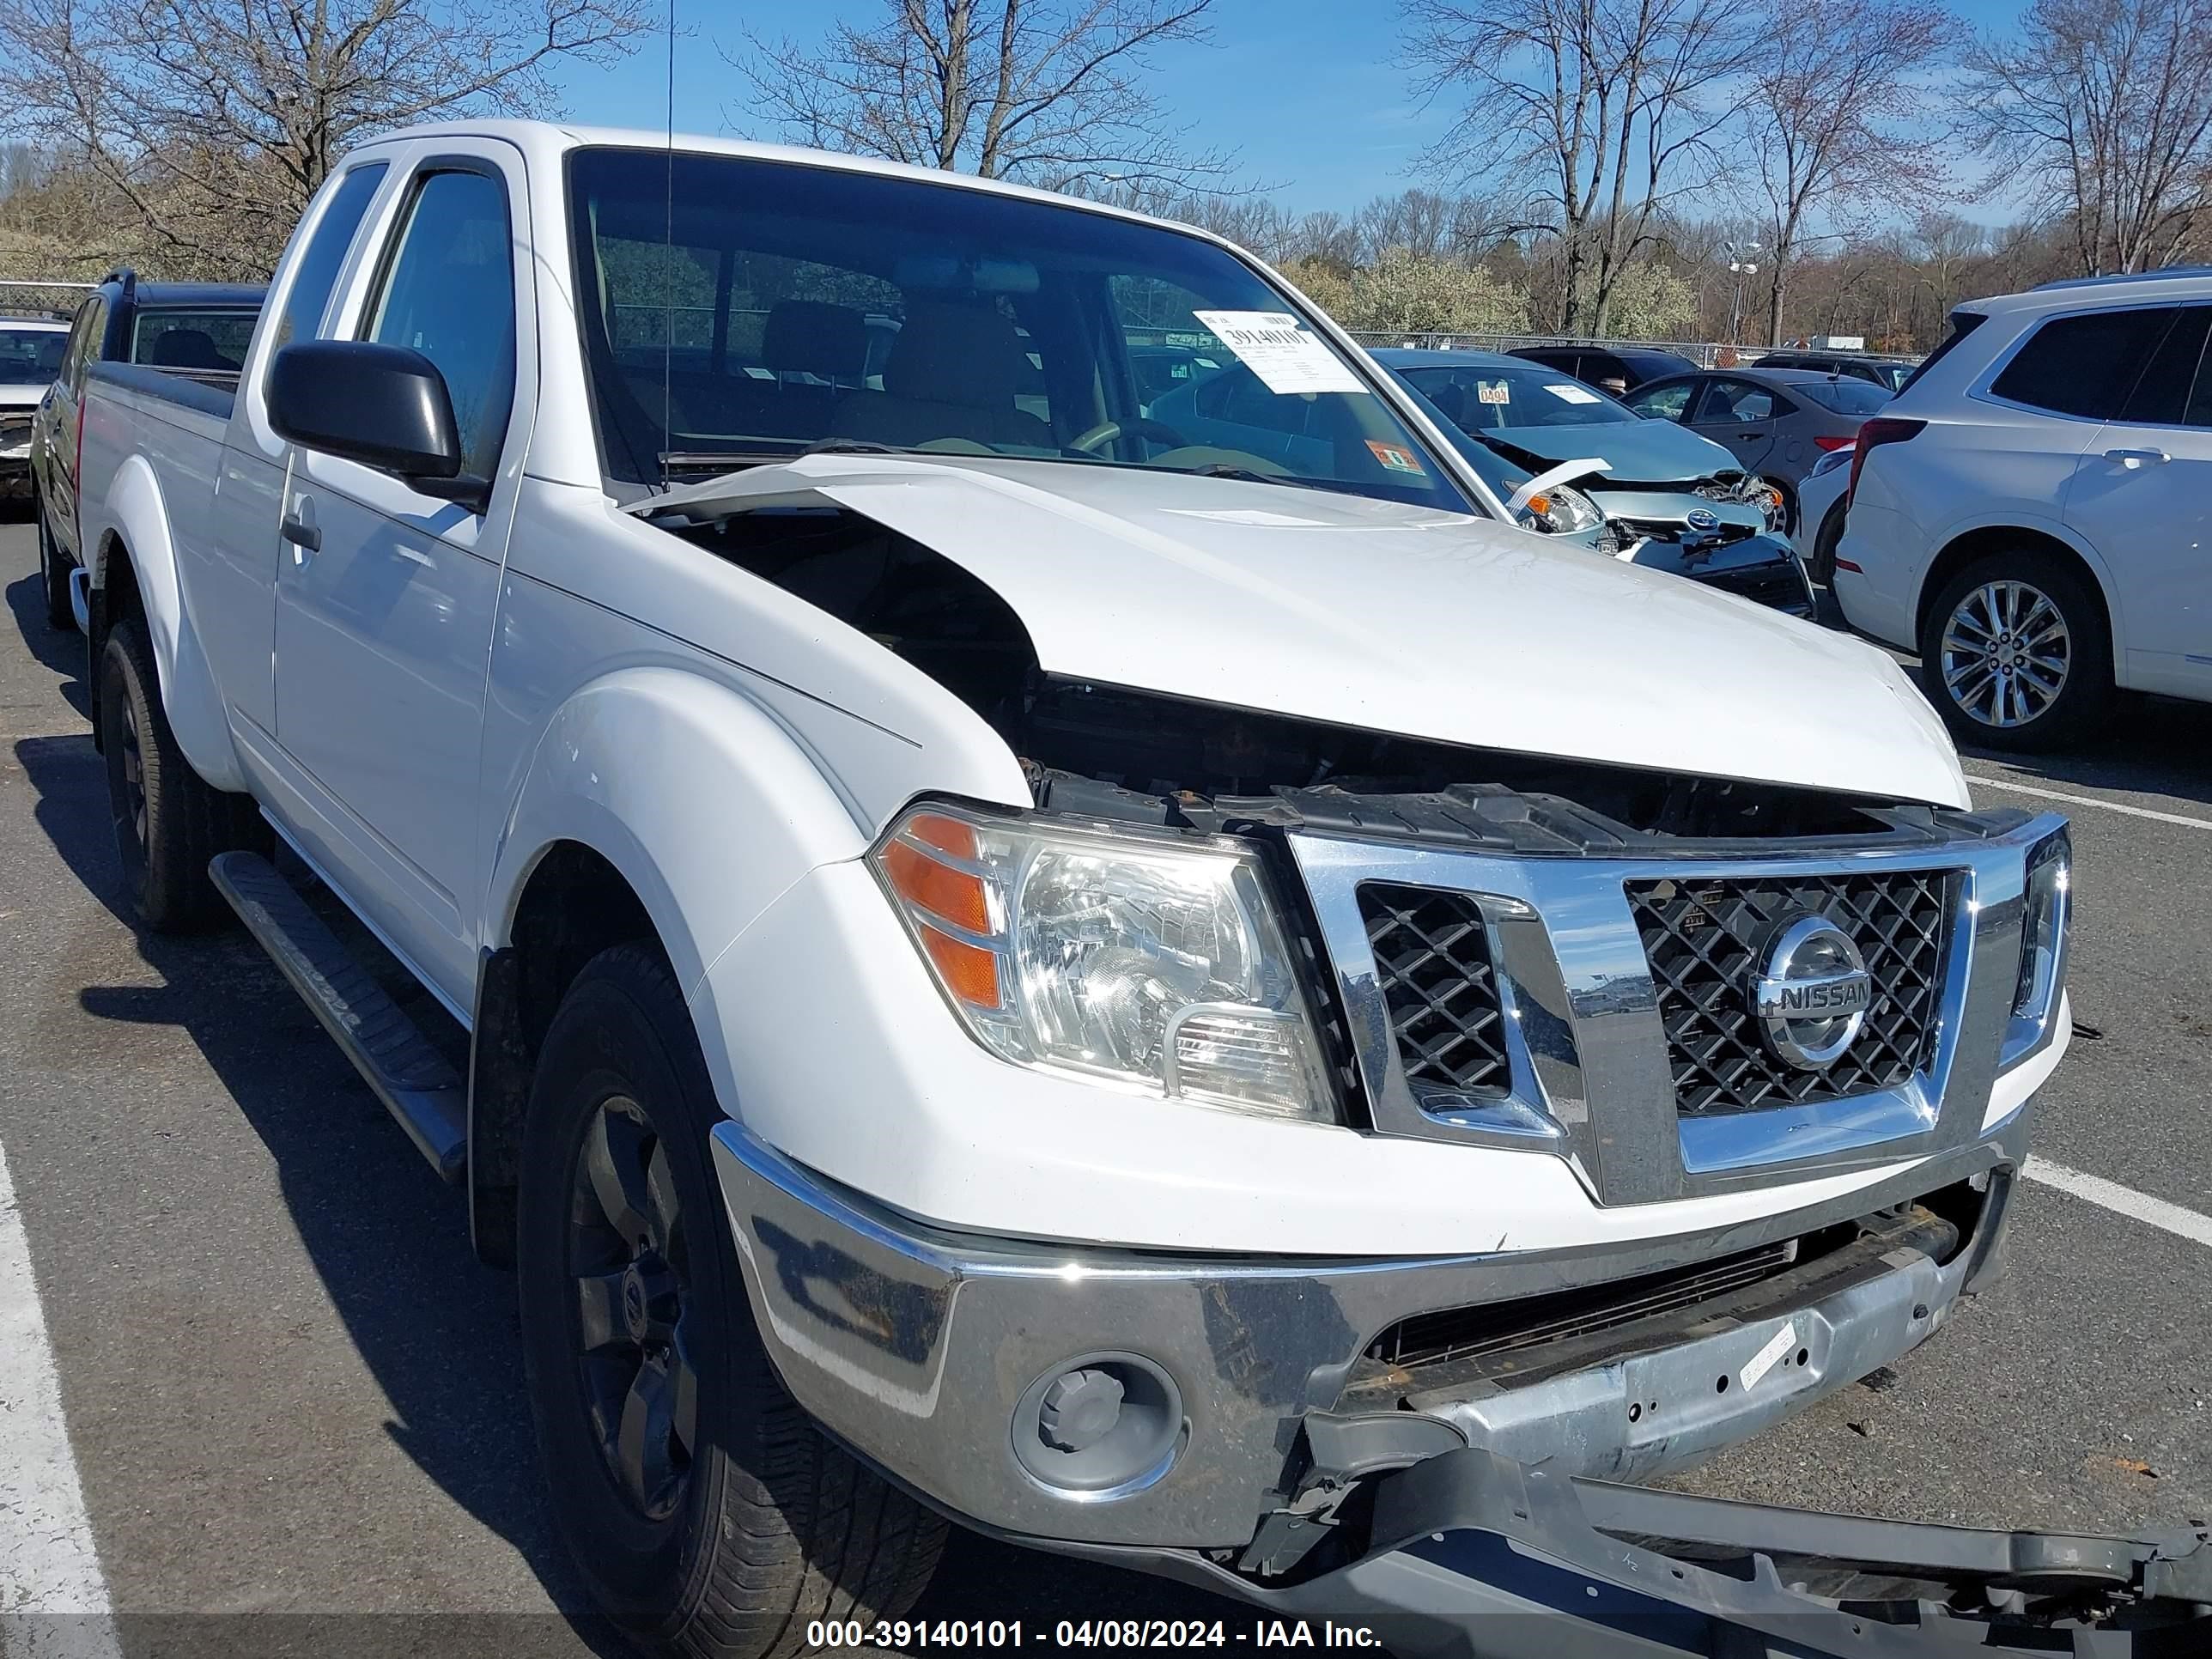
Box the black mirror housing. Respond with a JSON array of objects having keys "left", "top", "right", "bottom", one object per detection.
[{"left": 267, "top": 340, "right": 469, "bottom": 487}]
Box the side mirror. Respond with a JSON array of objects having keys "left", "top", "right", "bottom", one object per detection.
[{"left": 267, "top": 340, "right": 489, "bottom": 513}]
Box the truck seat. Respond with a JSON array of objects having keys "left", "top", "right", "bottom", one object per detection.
[{"left": 831, "top": 301, "right": 1051, "bottom": 451}]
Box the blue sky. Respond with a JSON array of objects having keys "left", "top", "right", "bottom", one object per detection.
[{"left": 550, "top": 0, "right": 2029, "bottom": 216}]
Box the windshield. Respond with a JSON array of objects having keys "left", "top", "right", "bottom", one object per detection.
[
  {"left": 0, "top": 326, "right": 65, "bottom": 384},
  {"left": 132, "top": 307, "right": 258, "bottom": 372},
  {"left": 1797, "top": 378, "right": 1893, "bottom": 415},
  {"left": 566, "top": 148, "right": 1469, "bottom": 513},
  {"left": 1396, "top": 362, "right": 1636, "bottom": 433}
]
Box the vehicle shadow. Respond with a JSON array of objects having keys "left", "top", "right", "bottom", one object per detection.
[
  {"left": 11, "top": 734, "right": 1240, "bottom": 1656},
  {"left": 1815, "top": 596, "right": 2212, "bottom": 811},
  {"left": 1950, "top": 692, "right": 2212, "bottom": 811},
  {"left": 3, "top": 565, "right": 94, "bottom": 724}
]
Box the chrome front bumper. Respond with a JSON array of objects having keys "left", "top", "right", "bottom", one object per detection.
[{"left": 710, "top": 1115, "right": 2023, "bottom": 1551}]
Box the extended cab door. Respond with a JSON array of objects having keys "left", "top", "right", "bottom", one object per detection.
[
  {"left": 2063, "top": 304, "right": 2212, "bottom": 698},
  {"left": 268, "top": 141, "right": 532, "bottom": 1008}
]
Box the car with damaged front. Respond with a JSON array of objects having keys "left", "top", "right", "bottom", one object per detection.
[
  {"left": 1374, "top": 348, "right": 1815, "bottom": 615},
  {"left": 70, "top": 120, "right": 2100, "bottom": 1656}
]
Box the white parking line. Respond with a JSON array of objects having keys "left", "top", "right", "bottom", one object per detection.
[
  {"left": 0, "top": 1134, "right": 118, "bottom": 1656},
  {"left": 2022, "top": 1156, "right": 2212, "bottom": 1250},
  {"left": 1964, "top": 771, "right": 2212, "bottom": 832}
]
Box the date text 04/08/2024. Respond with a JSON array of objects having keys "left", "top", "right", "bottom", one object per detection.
[{"left": 804, "top": 1621, "right": 1383, "bottom": 1650}]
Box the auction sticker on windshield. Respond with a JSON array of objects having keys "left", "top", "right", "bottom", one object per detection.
[
  {"left": 1194, "top": 311, "right": 1368, "bottom": 395},
  {"left": 1547, "top": 381, "right": 1601, "bottom": 404}
]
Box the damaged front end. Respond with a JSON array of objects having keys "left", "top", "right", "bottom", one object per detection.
[{"left": 1133, "top": 1447, "right": 2212, "bottom": 1659}]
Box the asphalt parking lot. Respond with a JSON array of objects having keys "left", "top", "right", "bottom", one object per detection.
[{"left": 2, "top": 514, "right": 2208, "bottom": 1656}]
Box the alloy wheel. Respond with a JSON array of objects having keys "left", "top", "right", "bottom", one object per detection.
[
  {"left": 118, "top": 697, "right": 148, "bottom": 851},
  {"left": 568, "top": 1094, "right": 699, "bottom": 1522},
  {"left": 1937, "top": 579, "right": 2071, "bottom": 730}
]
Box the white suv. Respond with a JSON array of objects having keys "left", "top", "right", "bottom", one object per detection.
[{"left": 1836, "top": 269, "right": 2212, "bottom": 749}]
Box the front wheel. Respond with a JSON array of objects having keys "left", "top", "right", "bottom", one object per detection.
[
  {"left": 1918, "top": 553, "right": 2112, "bottom": 751},
  {"left": 518, "top": 944, "right": 945, "bottom": 1659}
]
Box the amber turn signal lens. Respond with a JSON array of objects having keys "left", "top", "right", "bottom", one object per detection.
[
  {"left": 904, "top": 812, "right": 979, "bottom": 859},
  {"left": 880, "top": 839, "right": 991, "bottom": 935},
  {"left": 918, "top": 922, "right": 1000, "bottom": 1008}
]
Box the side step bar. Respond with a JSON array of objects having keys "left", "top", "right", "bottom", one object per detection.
[{"left": 210, "top": 852, "right": 467, "bottom": 1182}]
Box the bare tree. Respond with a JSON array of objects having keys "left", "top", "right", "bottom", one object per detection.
[
  {"left": 1744, "top": 0, "right": 1957, "bottom": 344},
  {"left": 0, "top": 0, "right": 652, "bottom": 277},
  {"left": 732, "top": 0, "right": 1229, "bottom": 193},
  {"left": 1404, "top": 0, "right": 1757, "bottom": 334},
  {"left": 1967, "top": 0, "right": 2212, "bottom": 274}
]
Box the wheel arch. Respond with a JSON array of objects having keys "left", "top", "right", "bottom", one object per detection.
[
  {"left": 1914, "top": 525, "right": 2117, "bottom": 663},
  {"left": 466, "top": 666, "right": 875, "bottom": 1266},
  {"left": 84, "top": 459, "right": 245, "bottom": 788}
]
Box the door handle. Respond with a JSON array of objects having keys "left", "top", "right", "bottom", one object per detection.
[
  {"left": 2105, "top": 447, "right": 2170, "bottom": 467},
  {"left": 281, "top": 513, "right": 320, "bottom": 553}
]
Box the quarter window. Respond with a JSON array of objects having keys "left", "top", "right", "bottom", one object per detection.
[
  {"left": 1990, "top": 307, "right": 2179, "bottom": 420},
  {"left": 272, "top": 162, "right": 388, "bottom": 351},
  {"left": 362, "top": 167, "right": 517, "bottom": 482}
]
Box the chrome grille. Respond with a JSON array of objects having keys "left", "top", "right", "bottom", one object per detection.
[
  {"left": 1627, "top": 871, "right": 1954, "bottom": 1115},
  {"left": 1358, "top": 884, "right": 1509, "bottom": 1101}
]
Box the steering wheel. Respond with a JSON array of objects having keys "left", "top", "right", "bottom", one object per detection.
[{"left": 1068, "top": 416, "right": 1188, "bottom": 456}]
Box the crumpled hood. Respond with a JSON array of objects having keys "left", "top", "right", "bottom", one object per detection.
[
  {"left": 651, "top": 454, "right": 1966, "bottom": 808},
  {"left": 1481, "top": 418, "right": 1738, "bottom": 486}
]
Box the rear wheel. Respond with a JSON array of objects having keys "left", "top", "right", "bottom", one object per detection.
[
  {"left": 518, "top": 945, "right": 945, "bottom": 1659},
  {"left": 37, "top": 499, "right": 72, "bottom": 629},
  {"left": 1918, "top": 552, "right": 2112, "bottom": 751},
  {"left": 99, "top": 616, "right": 266, "bottom": 931},
  {"left": 1809, "top": 498, "right": 1847, "bottom": 590}
]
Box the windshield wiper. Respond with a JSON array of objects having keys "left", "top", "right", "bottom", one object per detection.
[
  {"left": 796, "top": 437, "right": 915, "bottom": 458},
  {"left": 1187, "top": 462, "right": 1310, "bottom": 489}
]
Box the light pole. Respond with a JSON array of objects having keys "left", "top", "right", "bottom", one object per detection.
[{"left": 1723, "top": 238, "right": 1760, "bottom": 346}]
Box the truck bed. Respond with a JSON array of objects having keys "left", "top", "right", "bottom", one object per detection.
[{"left": 87, "top": 360, "right": 237, "bottom": 422}]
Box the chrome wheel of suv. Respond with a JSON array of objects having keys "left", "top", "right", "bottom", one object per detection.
[{"left": 1937, "top": 578, "right": 2071, "bottom": 729}]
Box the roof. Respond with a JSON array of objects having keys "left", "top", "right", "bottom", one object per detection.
[
  {"left": 128, "top": 283, "right": 264, "bottom": 307},
  {"left": 347, "top": 118, "right": 1219, "bottom": 245},
  {"left": 1368, "top": 347, "right": 1524, "bottom": 370},
  {"left": 1970, "top": 266, "right": 2212, "bottom": 316},
  {"left": 1641, "top": 364, "right": 1851, "bottom": 386},
  {"left": 1510, "top": 343, "right": 1696, "bottom": 363}
]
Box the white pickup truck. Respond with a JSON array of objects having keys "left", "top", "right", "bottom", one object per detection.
[{"left": 70, "top": 120, "right": 2100, "bottom": 1654}]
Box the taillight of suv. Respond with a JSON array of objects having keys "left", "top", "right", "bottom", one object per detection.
[{"left": 1846, "top": 416, "right": 1925, "bottom": 501}]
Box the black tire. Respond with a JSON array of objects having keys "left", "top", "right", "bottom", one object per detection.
[
  {"left": 37, "top": 498, "right": 72, "bottom": 629},
  {"left": 100, "top": 617, "right": 268, "bottom": 931},
  {"left": 518, "top": 944, "right": 945, "bottom": 1659},
  {"left": 1917, "top": 550, "right": 2113, "bottom": 752},
  {"left": 1809, "top": 498, "right": 1847, "bottom": 590}
]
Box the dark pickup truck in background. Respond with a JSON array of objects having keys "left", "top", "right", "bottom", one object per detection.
[{"left": 32, "top": 269, "right": 264, "bottom": 629}]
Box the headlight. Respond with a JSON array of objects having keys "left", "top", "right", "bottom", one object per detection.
[
  {"left": 2006, "top": 826, "right": 2069, "bottom": 1060},
  {"left": 1515, "top": 483, "right": 1605, "bottom": 536},
  {"left": 872, "top": 803, "right": 1335, "bottom": 1121}
]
